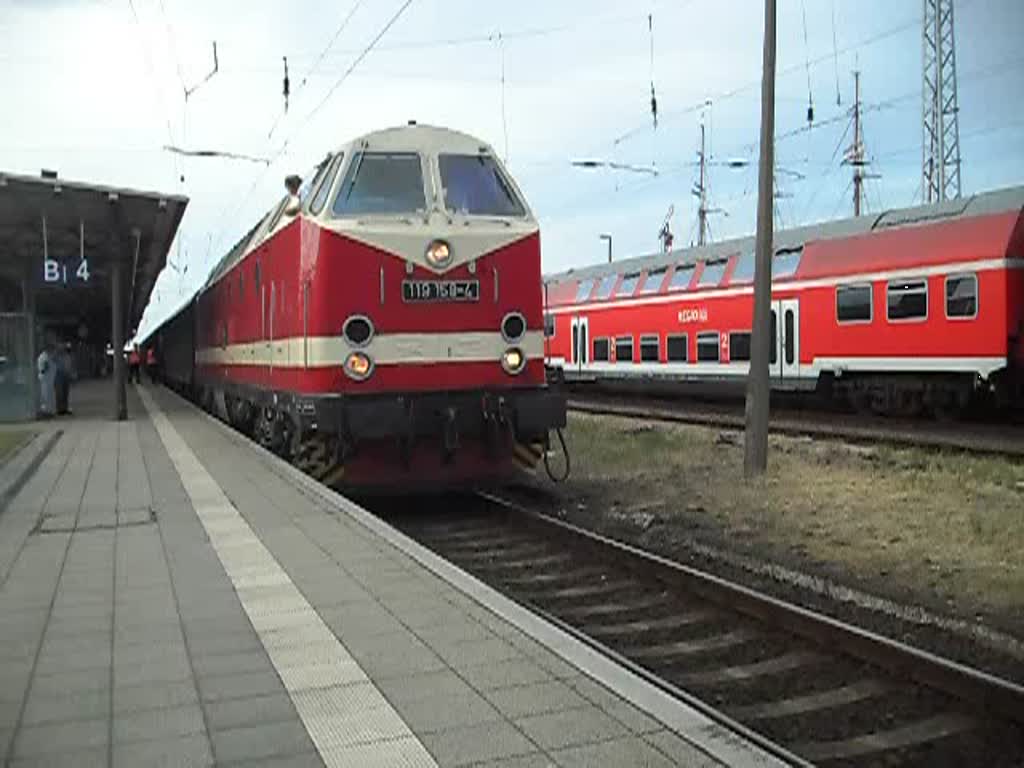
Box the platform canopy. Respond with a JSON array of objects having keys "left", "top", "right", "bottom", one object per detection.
[{"left": 0, "top": 169, "right": 188, "bottom": 338}]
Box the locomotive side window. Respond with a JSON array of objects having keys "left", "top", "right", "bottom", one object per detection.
[
  {"left": 945, "top": 273, "right": 978, "bottom": 318},
  {"left": 438, "top": 154, "right": 525, "bottom": 217},
  {"left": 836, "top": 284, "right": 872, "bottom": 323},
  {"left": 666, "top": 334, "right": 688, "bottom": 362},
  {"left": 615, "top": 336, "right": 633, "bottom": 362},
  {"left": 332, "top": 152, "right": 426, "bottom": 216},
  {"left": 729, "top": 331, "right": 752, "bottom": 361},
  {"left": 309, "top": 153, "right": 343, "bottom": 215},
  {"left": 575, "top": 279, "right": 595, "bottom": 303},
  {"left": 697, "top": 332, "right": 720, "bottom": 362},
  {"left": 668, "top": 265, "right": 695, "bottom": 291},
  {"left": 640, "top": 335, "right": 659, "bottom": 362},
  {"left": 887, "top": 280, "right": 928, "bottom": 321},
  {"left": 594, "top": 274, "right": 617, "bottom": 301},
  {"left": 732, "top": 252, "right": 755, "bottom": 283},
  {"left": 593, "top": 337, "right": 610, "bottom": 361},
  {"left": 697, "top": 260, "right": 727, "bottom": 288},
  {"left": 640, "top": 267, "right": 667, "bottom": 293},
  {"left": 616, "top": 273, "right": 640, "bottom": 297}
]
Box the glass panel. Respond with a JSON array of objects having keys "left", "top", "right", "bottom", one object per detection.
[
  {"left": 571, "top": 325, "right": 578, "bottom": 363},
  {"left": 784, "top": 311, "right": 795, "bottom": 365},
  {"left": 543, "top": 313, "right": 555, "bottom": 337},
  {"left": 640, "top": 268, "right": 667, "bottom": 293},
  {"left": 697, "top": 261, "right": 727, "bottom": 288},
  {"left": 773, "top": 247, "right": 803, "bottom": 278},
  {"left": 770, "top": 311, "right": 777, "bottom": 365},
  {"left": 667, "top": 265, "right": 694, "bottom": 291},
  {"left": 837, "top": 284, "right": 872, "bottom": 322},
  {"left": 640, "top": 337, "right": 659, "bottom": 362},
  {"left": 615, "top": 337, "right": 633, "bottom": 362},
  {"left": 732, "top": 252, "right": 755, "bottom": 283},
  {"left": 666, "top": 335, "right": 687, "bottom": 362},
  {"left": 697, "top": 332, "right": 719, "bottom": 362},
  {"left": 729, "top": 332, "right": 752, "bottom": 361},
  {"left": 593, "top": 338, "right": 610, "bottom": 361},
  {"left": 616, "top": 273, "right": 640, "bottom": 297},
  {"left": 574, "top": 280, "right": 594, "bottom": 303},
  {"left": 332, "top": 152, "right": 426, "bottom": 215},
  {"left": 887, "top": 280, "right": 928, "bottom": 320},
  {"left": 439, "top": 154, "right": 525, "bottom": 217},
  {"left": 0, "top": 314, "right": 33, "bottom": 421},
  {"left": 946, "top": 274, "right": 977, "bottom": 318},
  {"left": 580, "top": 325, "right": 588, "bottom": 363},
  {"left": 309, "top": 154, "right": 343, "bottom": 215},
  {"left": 594, "top": 274, "right": 617, "bottom": 300}
]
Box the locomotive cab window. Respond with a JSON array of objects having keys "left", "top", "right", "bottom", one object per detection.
[
  {"left": 887, "top": 279, "right": 928, "bottom": 321},
  {"left": 332, "top": 152, "right": 426, "bottom": 216},
  {"left": 837, "top": 284, "right": 872, "bottom": 323},
  {"left": 616, "top": 273, "right": 640, "bottom": 297},
  {"left": 640, "top": 267, "right": 667, "bottom": 293},
  {"left": 593, "top": 337, "right": 610, "bottom": 362},
  {"left": 668, "top": 265, "right": 695, "bottom": 291},
  {"left": 575, "top": 279, "right": 595, "bottom": 303},
  {"left": 640, "top": 334, "right": 659, "bottom": 362},
  {"left": 697, "top": 260, "right": 727, "bottom": 288},
  {"left": 697, "top": 331, "right": 720, "bottom": 362},
  {"left": 309, "top": 153, "right": 343, "bottom": 215},
  {"left": 729, "top": 331, "right": 752, "bottom": 361},
  {"left": 438, "top": 154, "right": 525, "bottom": 217},
  {"left": 945, "top": 273, "right": 977, "bottom": 318},
  {"left": 615, "top": 336, "right": 633, "bottom": 362},
  {"left": 666, "top": 334, "right": 688, "bottom": 362}
]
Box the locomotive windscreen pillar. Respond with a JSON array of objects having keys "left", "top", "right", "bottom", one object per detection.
[{"left": 111, "top": 259, "right": 126, "bottom": 421}]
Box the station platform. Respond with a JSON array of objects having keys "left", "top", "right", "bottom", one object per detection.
[{"left": 0, "top": 380, "right": 786, "bottom": 767}]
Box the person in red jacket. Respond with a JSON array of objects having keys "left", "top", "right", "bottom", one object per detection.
[
  {"left": 146, "top": 346, "right": 158, "bottom": 384},
  {"left": 127, "top": 344, "right": 141, "bottom": 384}
]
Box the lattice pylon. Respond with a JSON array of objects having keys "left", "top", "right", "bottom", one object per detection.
[{"left": 922, "top": 0, "right": 962, "bottom": 203}]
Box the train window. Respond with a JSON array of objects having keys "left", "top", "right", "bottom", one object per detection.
[
  {"left": 837, "top": 284, "right": 872, "bottom": 323},
  {"left": 697, "top": 331, "right": 720, "bottom": 362},
  {"left": 266, "top": 198, "right": 289, "bottom": 233},
  {"left": 594, "top": 274, "right": 617, "bottom": 300},
  {"left": 773, "top": 247, "right": 803, "bottom": 279},
  {"left": 732, "top": 252, "right": 755, "bottom": 283},
  {"left": 615, "top": 336, "right": 633, "bottom": 362},
  {"left": 593, "top": 337, "right": 610, "bottom": 361},
  {"left": 668, "top": 265, "right": 694, "bottom": 291},
  {"left": 887, "top": 280, "right": 928, "bottom": 321},
  {"left": 770, "top": 311, "right": 777, "bottom": 364},
  {"left": 575, "top": 279, "right": 595, "bottom": 303},
  {"left": 640, "top": 335, "right": 659, "bottom": 362},
  {"left": 945, "top": 273, "right": 977, "bottom": 318},
  {"left": 438, "top": 154, "right": 525, "bottom": 217},
  {"left": 729, "top": 331, "right": 752, "bottom": 361},
  {"left": 616, "top": 273, "right": 640, "bottom": 297},
  {"left": 697, "top": 260, "right": 727, "bottom": 288},
  {"left": 332, "top": 152, "right": 426, "bottom": 216},
  {"left": 309, "top": 153, "right": 343, "bottom": 215},
  {"left": 784, "top": 311, "right": 795, "bottom": 365},
  {"left": 543, "top": 313, "right": 555, "bottom": 338},
  {"left": 640, "top": 267, "right": 667, "bottom": 293},
  {"left": 667, "top": 334, "right": 688, "bottom": 362}
]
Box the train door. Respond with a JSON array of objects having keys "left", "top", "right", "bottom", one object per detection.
[
  {"left": 772, "top": 298, "right": 800, "bottom": 381},
  {"left": 569, "top": 315, "right": 589, "bottom": 373}
]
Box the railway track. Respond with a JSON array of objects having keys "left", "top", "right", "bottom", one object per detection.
[
  {"left": 567, "top": 394, "right": 1024, "bottom": 458},
  {"left": 378, "top": 493, "right": 1024, "bottom": 767}
]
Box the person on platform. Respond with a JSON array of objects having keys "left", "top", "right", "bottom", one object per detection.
[
  {"left": 54, "top": 341, "right": 72, "bottom": 416},
  {"left": 36, "top": 334, "right": 57, "bottom": 418},
  {"left": 146, "top": 346, "right": 158, "bottom": 384},
  {"left": 128, "top": 344, "right": 141, "bottom": 384}
]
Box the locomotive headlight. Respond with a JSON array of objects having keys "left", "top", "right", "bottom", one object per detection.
[
  {"left": 425, "top": 239, "right": 452, "bottom": 269},
  {"left": 501, "top": 347, "right": 525, "bottom": 375},
  {"left": 344, "top": 352, "right": 374, "bottom": 381}
]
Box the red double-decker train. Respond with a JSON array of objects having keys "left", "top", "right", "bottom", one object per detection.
[
  {"left": 157, "top": 123, "right": 566, "bottom": 490},
  {"left": 544, "top": 186, "right": 1024, "bottom": 417}
]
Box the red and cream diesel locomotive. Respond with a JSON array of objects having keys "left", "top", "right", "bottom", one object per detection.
[
  {"left": 544, "top": 186, "right": 1024, "bottom": 416},
  {"left": 157, "top": 123, "right": 566, "bottom": 489}
]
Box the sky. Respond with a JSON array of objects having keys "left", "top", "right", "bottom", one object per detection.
[{"left": 2, "top": 0, "right": 1023, "bottom": 338}]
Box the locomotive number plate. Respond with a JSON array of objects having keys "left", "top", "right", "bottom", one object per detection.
[{"left": 402, "top": 279, "right": 480, "bottom": 303}]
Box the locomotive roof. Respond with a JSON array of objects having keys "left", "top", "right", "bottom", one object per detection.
[{"left": 544, "top": 184, "right": 1024, "bottom": 286}]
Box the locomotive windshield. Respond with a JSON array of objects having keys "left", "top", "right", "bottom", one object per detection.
[
  {"left": 439, "top": 154, "right": 525, "bottom": 217},
  {"left": 332, "top": 152, "right": 426, "bottom": 216}
]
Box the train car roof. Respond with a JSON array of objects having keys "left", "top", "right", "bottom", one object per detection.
[{"left": 544, "top": 184, "right": 1024, "bottom": 287}]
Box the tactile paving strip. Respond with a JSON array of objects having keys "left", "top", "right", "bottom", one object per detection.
[{"left": 140, "top": 388, "right": 438, "bottom": 768}]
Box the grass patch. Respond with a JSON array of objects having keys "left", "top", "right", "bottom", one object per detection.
[
  {"left": 0, "top": 430, "right": 31, "bottom": 463},
  {"left": 560, "top": 413, "right": 1024, "bottom": 613}
]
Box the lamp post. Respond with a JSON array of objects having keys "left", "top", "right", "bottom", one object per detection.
[{"left": 599, "top": 234, "right": 613, "bottom": 263}]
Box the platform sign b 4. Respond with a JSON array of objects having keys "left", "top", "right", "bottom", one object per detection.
[{"left": 42, "top": 257, "right": 90, "bottom": 286}]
